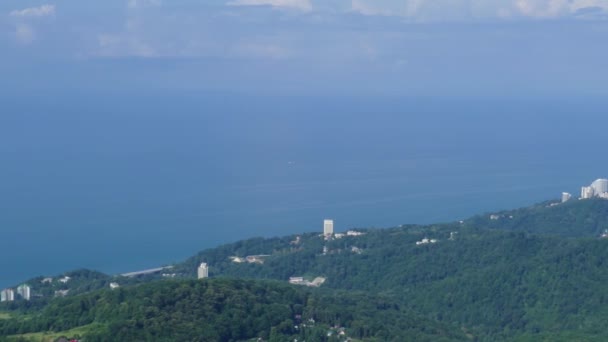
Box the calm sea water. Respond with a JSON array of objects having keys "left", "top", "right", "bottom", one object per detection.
[{"left": 1, "top": 93, "right": 607, "bottom": 287}]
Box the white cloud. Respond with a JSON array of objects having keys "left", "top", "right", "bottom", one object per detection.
[
  {"left": 515, "top": 0, "right": 568, "bottom": 17},
  {"left": 227, "top": 0, "right": 312, "bottom": 11},
  {"left": 516, "top": 0, "right": 608, "bottom": 18},
  {"left": 14, "top": 24, "right": 35, "bottom": 44},
  {"left": 10, "top": 4, "right": 55, "bottom": 18},
  {"left": 350, "top": 0, "right": 608, "bottom": 20},
  {"left": 9, "top": 5, "right": 55, "bottom": 45}
]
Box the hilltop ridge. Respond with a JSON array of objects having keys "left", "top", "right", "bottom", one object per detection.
[{"left": 467, "top": 197, "right": 608, "bottom": 237}]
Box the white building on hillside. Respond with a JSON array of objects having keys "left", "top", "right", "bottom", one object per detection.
[
  {"left": 591, "top": 179, "right": 608, "bottom": 196},
  {"left": 562, "top": 192, "right": 572, "bottom": 203},
  {"left": 197, "top": 263, "right": 209, "bottom": 279},
  {"left": 17, "top": 284, "right": 30, "bottom": 301},
  {"left": 416, "top": 238, "right": 438, "bottom": 246},
  {"left": 289, "top": 277, "right": 304, "bottom": 284},
  {"left": 581, "top": 186, "right": 595, "bottom": 199},
  {"left": 323, "top": 219, "right": 334, "bottom": 236},
  {"left": 1, "top": 289, "right": 15, "bottom": 302},
  {"left": 579, "top": 178, "right": 608, "bottom": 199}
]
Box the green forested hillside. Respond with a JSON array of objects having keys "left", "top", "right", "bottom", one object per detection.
[
  {"left": 175, "top": 213, "right": 608, "bottom": 340},
  {"left": 0, "top": 279, "right": 465, "bottom": 341},
  {"left": 5, "top": 199, "right": 608, "bottom": 341},
  {"left": 467, "top": 198, "right": 608, "bottom": 237}
]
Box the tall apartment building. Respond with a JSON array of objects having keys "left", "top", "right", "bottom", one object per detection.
[
  {"left": 1, "top": 289, "right": 15, "bottom": 302},
  {"left": 581, "top": 186, "right": 595, "bottom": 199},
  {"left": 197, "top": 263, "right": 209, "bottom": 279},
  {"left": 323, "top": 219, "right": 334, "bottom": 236},
  {"left": 17, "top": 284, "right": 31, "bottom": 301}
]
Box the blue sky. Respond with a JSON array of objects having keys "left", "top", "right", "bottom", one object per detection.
[{"left": 1, "top": 0, "right": 607, "bottom": 97}]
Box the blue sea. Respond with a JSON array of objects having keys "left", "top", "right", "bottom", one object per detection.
[{"left": 1, "top": 93, "right": 607, "bottom": 287}]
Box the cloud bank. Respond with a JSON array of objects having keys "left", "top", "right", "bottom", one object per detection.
[
  {"left": 8, "top": 4, "right": 56, "bottom": 44},
  {"left": 349, "top": 0, "right": 608, "bottom": 20},
  {"left": 10, "top": 4, "right": 55, "bottom": 18},
  {"left": 0, "top": 0, "right": 606, "bottom": 97}
]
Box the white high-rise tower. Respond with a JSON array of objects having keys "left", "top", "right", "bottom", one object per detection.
[
  {"left": 16, "top": 284, "right": 30, "bottom": 301},
  {"left": 581, "top": 186, "right": 594, "bottom": 199},
  {"left": 323, "top": 219, "right": 334, "bottom": 236},
  {"left": 197, "top": 263, "right": 209, "bottom": 279},
  {"left": 1, "top": 289, "right": 15, "bottom": 302}
]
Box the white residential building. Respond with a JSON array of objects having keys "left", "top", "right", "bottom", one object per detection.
[
  {"left": 1, "top": 289, "right": 15, "bottom": 302},
  {"left": 591, "top": 178, "right": 608, "bottom": 196},
  {"left": 562, "top": 192, "right": 572, "bottom": 203},
  {"left": 54, "top": 290, "right": 69, "bottom": 297},
  {"left": 289, "top": 277, "right": 326, "bottom": 287},
  {"left": 109, "top": 283, "right": 120, "bottom": 290},
  {"left": 230, "top": 256, "right": 245, "bottom": 263},
  {"left": 323, "top": 219, "right": 334, "bottom": 235},
  {"left": 289, "top": 277, "right": 304, "bottom": 284},
  {"left": 581, "top": 186, "right": 595, "bottom": 199},
  {"left": 17, "top": 284, "right": 31, "bottom": 301},
  {"left": 579, "top": 178, "right": 608, "bottom": 199},
  {"left": 197, "top": 262, "right": 209, "bottom": 279}
]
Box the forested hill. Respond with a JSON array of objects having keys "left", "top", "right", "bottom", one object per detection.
[
  {"left": 0, "top": 279, "right": 466, "bottom": 342},
  {"left": 5, "top": 198, "right": 608, "bottom": 341},
  {"left": 466, "top": 197, "right": 608, "bottom": 237},
  {"left": 171, "top": 199, "right": 608, "bottom": 340}
]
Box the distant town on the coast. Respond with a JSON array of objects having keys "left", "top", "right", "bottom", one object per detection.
[{"left": 561, "top": 178, "right": 608, "bottom": 203}]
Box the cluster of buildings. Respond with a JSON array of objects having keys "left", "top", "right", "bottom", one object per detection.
[
  {"left": 322, "top": 219, "right": 366, "bottom": 255},
  {"left": 288, "top": 276, "right": 326, "bottom": 287},
  {"left": 323, "top": 219, "right": 365, "bottom": 239},
  {"left": 40, "top": 276, "right": 71, "bottom": 284},
  {"left": 1, "top": 284, "right": 31, "bottom": 302},
  {"left": 580, "top": 178, "right": 608, "bottom": 200},
  {"left": 562, "top": 178, "right": 608, "bottom": 203},
  {"left": 334, "top": 231, "right": 365, "bottom": 239},
  {"left": 229, "top": 255, "right": 270, "bottom": 264},
  {"left": 41, "top": 276, "right": 73, "bottom": 298},
  {"left": 416, "top": 238, "right": 438, "bottom": 246},
  {"left": 415, "top": 232, "right": 457, "bottom": 246},
  {"left": 197, "top": 219, "right": 365, "bottom": 283}
]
